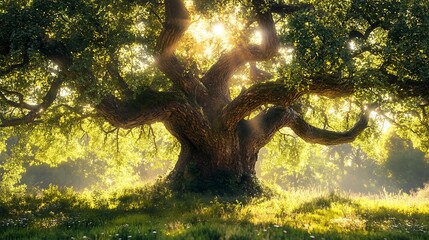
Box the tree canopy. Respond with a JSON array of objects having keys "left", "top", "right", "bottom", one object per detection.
[{"left": 1, "top": 0, "right": 428, "bottom": 191}]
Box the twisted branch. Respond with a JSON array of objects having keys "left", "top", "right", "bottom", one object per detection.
[
  {"left": 0, "top": 77, "right": 64, "bottom": 127},
  {"left": 155, "top": 0, "right": 208, "bottom": 102},
  {"left": 244, "top": 106, "right": 369, "bottom": 149},
  {"left": 202, "top": 0, "right": 279, "bottom": 104}
]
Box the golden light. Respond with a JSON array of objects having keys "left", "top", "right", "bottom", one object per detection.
[
  {"left": 381, "top": 120, "right": 392, "bottom": 133},
  {"left": 187, "top": 20, "right": 211, "bottom": 43},
  {"left": 48, "top": 61, "right": 60, "bottom": 76},
  {"left": 348, "top": 40, "right": 356, "bottom": 51},
  {"left": 250, "top": 30, "right": 262, "bottom": 44},
  {"left": 135, "top": 21, "right": 145, "bottom": 32},
  {"left": 83, "top": 104, "right": 93, "bottom": 112},
  {"left": 185, "top": 16, "right": 235, "bottom": 57},
  {"left": 179, "top": 3, "right": 249, "bottom": 59},
  {"left": 278, "top": 47, "right": 294, "bottom": 64},
  {"left": 59, "top": 87, "right": 71, "bottom": 97},
  {"left": 184, "top": 0, "right": 194, "bottom": 8},
  {"left": 368, "top": 110, "right": 393, "bottom": 134},
  {"left": 203, "top": 46, "right": 214, "bottom": 57},
  {"left": 212, "top": 23, "right": 225, "bottom": 36},
  {"left": 118, "top": 44, "right": 153, "bottom": 74}
]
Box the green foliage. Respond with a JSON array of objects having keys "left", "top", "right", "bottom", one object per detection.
[
  {"left": 261, "top": 126, "right": 429, "bottom": 193},
  {"left": 384, "top": 134, "right": 429, "bottom": 192},
  {"left": 0, "top": 122, "right": 179, "bottom": 192}
]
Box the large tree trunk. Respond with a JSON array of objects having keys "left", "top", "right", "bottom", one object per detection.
[{"left": 165, "top": 124, "right": 262, "bottom": 194}]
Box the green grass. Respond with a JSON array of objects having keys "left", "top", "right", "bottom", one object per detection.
[{"left": 1, "top": 184, "right": 428, "bottom": 239}]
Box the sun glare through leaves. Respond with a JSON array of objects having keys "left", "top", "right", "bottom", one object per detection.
[{"left": 212, "top": 23, "right": 225, "bottom": 36}]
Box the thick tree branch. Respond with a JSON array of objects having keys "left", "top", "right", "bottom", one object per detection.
[
  {"left": 202, "top": 48, "right": 254, "bottom": 104},
  {"left": 239, "top": 106, "right": 294, "bottom": 149},
  {"left": 155, "top": 0, "right": 208, "bottom": 102},
  {"left": 96, "top": 92, "right": 171, "bottom": 128},
  {"left": 202, "top": 0, "right": 279, "bottom": 104},
  {"left": 156, "top": 55, "right": 208, "bottom": 99},
  {"left": 0, "top": 88, "right": 36, "bottom": 111},
  {"left": 96, "top": 90, "right": 211, "bottom": 148},
  {"left": 285, "top": 108, "right": 369, "bottom": 145},
  {"left": 222, "top": 74, "right": 356, "bottom": 130},
  {"left": 306, "top": 75, "right": 355, "bottom": 98},
  {"left": 0, "top": 37, "right": 73, "bottom": 127},
  {"left": 155, "top": 0, "right": 190, "bottom": 55},
  {"left": 245, "top": 106, "right": 369, "bottom": 148},
  {"left": 221, "top": 82, "right": 304, "bottom": 129},
  {"left": 249, "top": 62, "right": 273, "bottom": 83},
  {"left": 37, "top": 37, "right": 211, "bottom": 144},
  {"left": 106, "top": 54, "right": 134, "bottom": 98},
  {"left": 255, "top": 1, "right": 279, "bottom": 60},
  {"left": 201, "top": 2, "right": 314, "bottom": 104},
  {"left": 0, "top": 112, "right": 41, "bottom": 127},
  {"left": 0, "top": 77, "right": 64, "bottom": 127},
  {"left": 364, "top": 21, "right": 381, "bottom": 40}
]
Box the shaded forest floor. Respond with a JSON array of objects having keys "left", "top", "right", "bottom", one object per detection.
[{"left": 1, "top": 183, "right": 429, "bottom": 240}]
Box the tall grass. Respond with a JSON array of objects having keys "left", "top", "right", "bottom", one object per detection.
[{"left": 1, "top": 183, "right": 428, "bottom": 239}]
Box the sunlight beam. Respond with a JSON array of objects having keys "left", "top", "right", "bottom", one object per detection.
[{"left": 212, "top": 23, "right": 225, "bottom": 36}]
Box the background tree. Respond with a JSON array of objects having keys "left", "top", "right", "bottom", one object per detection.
[
  {"left": 1, "top": 0, "right": 428, "bottom": 192},
  {"left": 384, "top": 133, "right": 429, "bottom": 192}
]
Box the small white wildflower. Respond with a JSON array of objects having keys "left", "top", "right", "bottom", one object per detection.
[
  {"left": 283, "top": 230, "right": 287, "bottom": 233},
  {"left": 273, "top": 224, "right": 280, "bottom": 228},
  {"left": 128, "top": 236, "right": 132, "bottom": 239},
  {"left": 310, "top": 235, "right": 315, "bottom": 239},
  {"left": 152, "top": 230, "right": 157, "bottom": 234},
  {"left": 82, "top": 236, "right": 87, "bottom": 239}
]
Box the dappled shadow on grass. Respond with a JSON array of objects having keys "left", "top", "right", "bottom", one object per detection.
[
  {"left": 288, "top": 192, "right": 429, "bottom": 239},
  {"left": 1, "top": 185, "right": 429, "bottom": 239},
  {"left": 358, "top": 206, "right": 429, "bottom": 234},
  {"left": 293, "top": 192, "right": 358, "bottom": 214}
]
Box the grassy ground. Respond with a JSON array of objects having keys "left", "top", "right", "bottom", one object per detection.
[{"left": 0, "top": 184, "right": 428, "bottom": 240}]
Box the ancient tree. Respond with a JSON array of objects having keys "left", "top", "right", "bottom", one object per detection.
[{"left": 1, "top": 0, "right": 428, "bottom": 191}]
